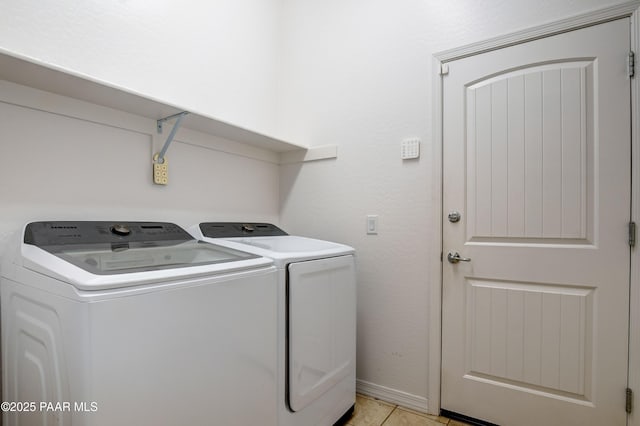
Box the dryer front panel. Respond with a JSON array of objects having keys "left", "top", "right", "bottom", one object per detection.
[{"left": 286, "top": 255, "right": 356, "bottom": 412}]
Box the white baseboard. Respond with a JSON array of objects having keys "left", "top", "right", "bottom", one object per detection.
[{"left": 356, "top": 379, "right": 430, "bottom": 414}]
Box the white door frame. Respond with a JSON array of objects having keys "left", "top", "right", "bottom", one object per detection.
[{"left": 430, "top": 2, "right": 640, "bottom": 422}]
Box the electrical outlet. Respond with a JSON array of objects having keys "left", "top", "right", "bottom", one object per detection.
[{"left": 153, "top": 153, "right": 168, "bottom": 185}]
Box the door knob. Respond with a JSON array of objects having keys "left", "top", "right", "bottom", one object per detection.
[
  {"left": 447, "top": 251, "right": 471, "bottom": 264},
  {"left": 448, "top": 211, "right": 461, "bottom": 223}
]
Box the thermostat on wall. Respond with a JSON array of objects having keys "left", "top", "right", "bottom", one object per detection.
[{"left": 401, "top": 138, "right": 420, "bottom": 160}]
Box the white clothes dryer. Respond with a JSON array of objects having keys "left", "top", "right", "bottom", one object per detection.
[
  {"left": 190, "top": 222, "right": 356, "bottom": 426},
  {"left": 1, "top": 221, "right": 278, "bottom": 426}
]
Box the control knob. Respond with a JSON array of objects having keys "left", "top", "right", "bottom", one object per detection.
[{"left": 111, "top": 224, "right": 131, "bottom": 236}]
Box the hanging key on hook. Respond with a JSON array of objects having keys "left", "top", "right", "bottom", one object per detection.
[{"left": 153, "top": 153, "right": 168, "bottom": 185}]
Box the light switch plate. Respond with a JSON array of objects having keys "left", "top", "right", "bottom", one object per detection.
[{"left": 367, "top": 215, "right": 378, "bottom": 235}]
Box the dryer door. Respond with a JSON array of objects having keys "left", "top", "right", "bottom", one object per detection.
[{"left": 287, "top": 255, "right": 356, "bottom": 412}]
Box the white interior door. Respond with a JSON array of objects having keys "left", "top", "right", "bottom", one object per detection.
[{"left": 441, "top": 19, "right": 631, "bottom": 426}]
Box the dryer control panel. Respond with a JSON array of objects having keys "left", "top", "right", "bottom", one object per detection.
[{"left": 200, "top": 222, "right": 288, "bottom": 238}]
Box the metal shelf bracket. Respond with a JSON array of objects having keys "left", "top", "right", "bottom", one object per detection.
[{"left": 156, "top": 111, "right": 189, "bottom": 163}]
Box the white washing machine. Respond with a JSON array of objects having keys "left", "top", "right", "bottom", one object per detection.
[
  {"left": 189, "top": 222, "right": 356, "bottom": 426},
  {"left": 1, "top": 221, "right": 278, "bottom": 426}
]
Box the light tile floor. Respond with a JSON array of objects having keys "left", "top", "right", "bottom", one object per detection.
[{"left": 342, "top": 394, "right": 472, "bottom": 426}]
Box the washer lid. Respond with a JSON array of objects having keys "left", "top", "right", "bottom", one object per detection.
[
  {"left": 23, "top": 221, "right": 260, "bottom": 276},
  {"left": 191, "top": 222, "right": 355, "bottom": 265}
]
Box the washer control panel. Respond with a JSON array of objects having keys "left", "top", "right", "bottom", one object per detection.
[
  {"left": 24, "top": 221, "right": 192, "bottom": 246},
  {"left": 111, "top": 224, "right": 131, "bottom": 236}
]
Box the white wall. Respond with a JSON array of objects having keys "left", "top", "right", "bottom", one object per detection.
[
  {"left": 0, "top": 0, "right": 282, "bottom": 138},
  {"left": 277, "top": 0, "right": 625, "bottom": 407},
  {"left": 0, "top": 84, "right": 280, "bottom": 242},
  {"left": 0, "top": 0, "right": 284, "bottom": 246}
]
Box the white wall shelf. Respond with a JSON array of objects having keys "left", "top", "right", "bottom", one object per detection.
[{"left": 0, "top": 48, "right": 308, "bottom": 154}]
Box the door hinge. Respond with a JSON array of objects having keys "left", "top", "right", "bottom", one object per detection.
[
  {"left": 440, "top": 63, "right": 449, "bottom": 76},
  {"left": 627, "top": 388, "right": 633, "bottom": 414},
  {"left": 630, "top": 222, "right": 636, "bottom": 247},
  {"left": 629, "top": 51, "right": 635, "bottom": 78}
]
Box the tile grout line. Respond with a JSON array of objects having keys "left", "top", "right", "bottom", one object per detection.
[
  {"left": 379, "top": 405, "right": 398, "bottom": 425},
  {"left": 353, "top": 394, "right": 458, "bottom": 426}
]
